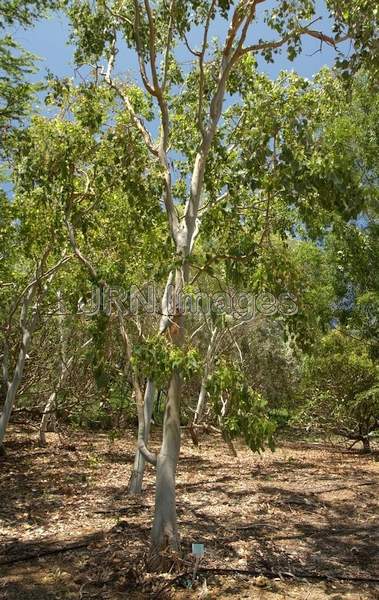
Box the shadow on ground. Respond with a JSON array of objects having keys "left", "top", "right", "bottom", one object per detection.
[{"left": 1, "top": 427, "right": 378, "bottom": 599}]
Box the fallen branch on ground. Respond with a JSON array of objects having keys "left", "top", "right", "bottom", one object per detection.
[
  {"left": 0, "top": 531, "right": 104, "bottom": 565},
  {"left": 152, "top": 565, "right": 379, "bottom": 598},
  {"left": 230, "top": 523, "right": 279, "bottom": 531}
]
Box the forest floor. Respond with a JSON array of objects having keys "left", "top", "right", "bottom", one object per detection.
[{"left": 0, "top": 424, "right": 378, "bottom": 600}]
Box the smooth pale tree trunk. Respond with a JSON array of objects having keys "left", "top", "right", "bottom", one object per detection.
[
  {"left": 189, "top": 380, "right": 207, "bottom": 446},
  {"left": 0, "top": 327, "right": 32, "bottom": 448},
  {"left": 189, "top": 377, "right": 209, "bottom": 447},
  {"left": 127, "top": 271, "right": 178, "bottom": 493},
  {"left": 0, "top": 286, "right": 37, "bottom": 450},
  {"left": 128, "top": 379, "right": 156, "bottom": 494},
  {"left": 193, "top": 377, "right": 208, "bottom": 427},
  {"left": 193, "top": 326, "right": 219, "bottom": 426},
  {"left": 148, "top": 266, "right": 187, "bottom": 569},
  {"left": 219, "top": 393, "right": 238, "bottom": 457},
  {"left": 149, "top": 369, "right": 182, "bottom": 568},
  {"left": 190, "top": 326, "right": 219, "bottom": 445},
  {"left": 39, "top": 390, "right": 57, "bottom": 445}
]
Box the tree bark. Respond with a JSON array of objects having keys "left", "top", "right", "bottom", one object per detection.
[
  {"left": 147, "top": 265, "right": 186, "bottom": 569},
  {"left": 39, "top": 390, "right": 57, "bottom": 446},
  {"left": 219, "top": 392, "right": 238, "bottom": 457},
  {"left": 0, "top": 284, "right": 38, "bottom": 448},
  {"left": 189, "top": 326, "right": 219, "bottom": 447},
  {"left": 193, "top": 378, "right": 208, "bottom": 425},
  {"left": 149, "top": 369, "right": 182, "bottom": 569},
  {"left": 128, "top": 379, "right": 156, "bottom": 494},
  {"left": 0, "top": 327, "right": 32, "bottom": 447},
  {"left": 127, "top": 267, "right": 179, "bottom": 491},
  {"left": 189, "top": 378, "right": 208, "bottom": 447}
]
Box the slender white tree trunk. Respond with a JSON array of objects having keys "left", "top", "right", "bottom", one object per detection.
[
  {"left": 128, "top": 379, "right": 156, "bottom": 494},
  {"left": 189, "top": 376, "right": 208, "bottom": 447},
  {"left": 0, "top": 327, "right": 32, "bottom": 447},
  {"left": 193, "top": 326, "right": 219, "bottom": 427},
  {"left": 220, "top": 393, "right": 237, "bottom": 457},
  {"left": 0, "top": 284, "right": 38, "bottom": 449},
  {"left": 189, "top": 326, "right": 219, "bottom": 446},
  {"left": 39, "top": 390, "right": 57, "bottom": 446},
  {"left": 194, "top": 380, "right": 207, "bottom": 426}
]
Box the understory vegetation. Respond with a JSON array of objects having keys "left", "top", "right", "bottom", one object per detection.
[{"left": 0, "top": 0, "right": 378, "bottom": 595}]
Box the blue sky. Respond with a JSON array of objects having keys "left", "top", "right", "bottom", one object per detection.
[{"left": 11, "top": 1, "right": 351, "bottom": 87}]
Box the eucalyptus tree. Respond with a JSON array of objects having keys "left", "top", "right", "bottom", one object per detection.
[
  {"left": 66, "top": 0, "right": 378, "bottom": 563},
  {"left": 0, "top": 244, "right": 71, "bottom": 448}
]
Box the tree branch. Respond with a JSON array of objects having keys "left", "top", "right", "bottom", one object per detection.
[
  {"left": 133, "top": 0, "right": 180, "bottom": 244},
  {"left": 102, "top": 71, "right": 159, "bottom": 157},
  {"left": 66, "top": 219, "right": 99, "bottom": 282},
  {"left": 184, "top": 2, "right": 256, "bottom": 254},
  {"left": 240, "top": 27, "right": 349, "bottom": 56},
  {"left": 197, "top": 0, "right": 216, "bottom": 135},
  {"left": 162, "top": 0, "right": 176, "bottom": 91}
]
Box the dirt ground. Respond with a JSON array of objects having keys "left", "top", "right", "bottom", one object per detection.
[{"left": 0, "top": 424, "right": 378, "bottom": 599}]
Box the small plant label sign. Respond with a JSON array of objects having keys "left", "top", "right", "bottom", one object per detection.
[{"left": 192, "top": 543, "right": 205, "bottom": 557}]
